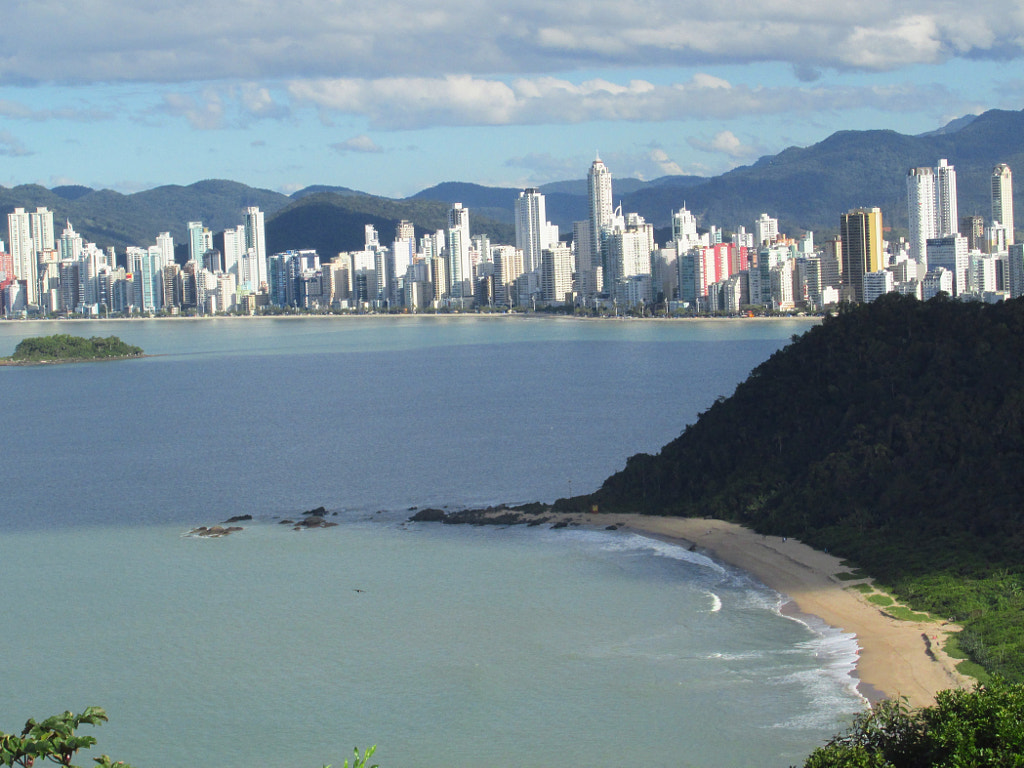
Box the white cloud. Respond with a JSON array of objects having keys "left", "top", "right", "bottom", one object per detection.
[
  {"left": 0, "top": 1, "right": 1022, "bottom": 83},
  {"left": 0, "top": 131, "right": 32, "bottom": 157},
  {"left": 688, "top": 130, "right": 762, "bottom": 160},
  {"left": 332, "top": 135, "right": 384, "bottom": 154},
  {"left": 649, "top": 148, "right": 684, "bottom": 175},
  {"left": 0, "top": 99, "right": 110, "bottom": 121},
  {"left": 239, "top": 84, "right": 289, "bottom": 119},
  {"left": 161, "top": 90, "right": 224, "bottom": 129},
  {"left": 288, "top": 73, "right": 957, "bottom": 129}
]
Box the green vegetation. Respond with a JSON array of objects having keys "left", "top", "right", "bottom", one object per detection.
[
  {"left": 0, "top": 708, "right": 378, "bottom": 768},
  {"left": 564, "top": 294, "right": 1024, "bottom": 680},
  {"left": 800, "top": 679, "right": 1024, "bottom": 767},
  {"left": 6, "top": 334, "right": 143, "bottom": 363},
  {"left": 0, "top": 707, "right": 131, "bottom": 767}
]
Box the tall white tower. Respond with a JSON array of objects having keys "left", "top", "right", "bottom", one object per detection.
[
  {"left": 587, "top": 155, "right": 613, "bottom": 277},
  {"left": 7, "top": 208, "right": 36, "bottom": 304},
  {"left": 992, "top": 164, "right": 1014, "bottom": 245},
  {"left": 907, "top": 167, "right": 937, "bottom": 264},
  {"left": 243, "top": 207, "right": 267, "bottom": 290},
  {"left": 936, "top": 159, "right": 959, "bottom": 236},
  {"left": 515, "top": 188, "right": 548, "bottom": 274},
  {"left": 29, "top": 207, "right": 55, "bottom": 254},
  {"left": 447, "top": 203, "right": 471, "bottom": 302}
]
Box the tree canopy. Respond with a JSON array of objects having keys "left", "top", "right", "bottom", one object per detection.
[
  {"left": 564, "top": 294, "right": 1024, "bottom": 679},
  {"left": 7, "top": 335, "right": 143, "bottom": 363}
]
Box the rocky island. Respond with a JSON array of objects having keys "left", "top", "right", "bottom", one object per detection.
[{"left": 0, "top": 334, "right": 145, "bottom": 365}]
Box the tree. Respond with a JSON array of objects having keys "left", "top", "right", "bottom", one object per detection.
[
  {"left": 801, "top": 679, "right": 1024, "bottom": 767},
  {"left": 1, "top": 708, "right": 379, "bottom": 768},
  {"left": 0, "top": 707, "right": 131, "bottom": 768}
]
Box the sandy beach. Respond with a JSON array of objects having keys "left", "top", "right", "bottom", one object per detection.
[
  {"left": 446, "top": 507, "right": 972, "bottom": 708},
  {"left": 594, "top": 513, "right": 971, "bottom": 708}
]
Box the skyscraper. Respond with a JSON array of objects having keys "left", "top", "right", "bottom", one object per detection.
[
  {"left": 29, "top": 207, "right": 55, "bottom": 254},
  {"left": 927, "top": 235, "right": 969, "bottom": 297},
  {"left": 840, "top": 207, "right": 883, "bottom": 303},
  {"left": 936, "top": 159, "right": 958, "bottom": 236},
  {"left": 447, "top": 203, "right": 471, "bottom": 302},
  {"left": 587, "top": 155, "right": 613, "bottom": 284},
  {"left": 755, "top": 213, "right": 778, "bottom": 246},
  {"left": 7, "top": 208, "right": 37, "bottom": 305},
  {"left": 222, "top": 225, "right": 245, "bottom": 278},
  {"left": 188, "top": 221, "right": 213, "bottom": 269},
  {"left": 992, "top": 164, "right": 1014, "bottom": 245},
  {"left": 515, "top": 188, "right": 547, "bottom": 274},
  {"left": 243, "top": 207, "right": 267, "bottom": 290},
  {"left": 907, "top": 167, "right": 937, "bottom": 265}
]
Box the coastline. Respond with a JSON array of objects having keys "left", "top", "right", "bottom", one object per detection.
[
  {"left": 420, "top": 507, "right": 970, "bottom": 708},
  {"left": 613, "top": 514, "right": 970, "bottom": 708}
]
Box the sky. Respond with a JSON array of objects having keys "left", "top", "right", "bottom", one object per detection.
[{"left": 0, "top": 0, "right": 1022, "bottom": 199}]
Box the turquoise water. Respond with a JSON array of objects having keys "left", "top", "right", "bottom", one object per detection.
[{"left": 0, "top": 316, "right": 863, "bottom": 767}]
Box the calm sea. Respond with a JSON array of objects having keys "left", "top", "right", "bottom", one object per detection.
[{"left": 0, "top": 316, "right": 863, "bottom": 767}]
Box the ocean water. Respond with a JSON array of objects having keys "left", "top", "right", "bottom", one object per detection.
[{"left": 0, "top": 316, "right": 863, "bottom": 767}]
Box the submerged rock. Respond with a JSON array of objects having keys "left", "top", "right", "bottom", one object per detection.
[
  {"left": 187, "top": 525, "right": 243, "bottom": 538},
  {"left": 223, "top": 514, "right": 253, "bottom": 523}
]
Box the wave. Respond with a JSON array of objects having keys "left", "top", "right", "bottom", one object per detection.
[{"left": 706, "top": 591, "right": 722, "bottom": 612}]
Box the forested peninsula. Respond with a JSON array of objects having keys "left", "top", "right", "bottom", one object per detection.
[
  {"left": 558, "top": 294, "right": 1024, "bottom": 681},
  {"left": 1, "top": 334, "right": 144, "bottom": 364}
]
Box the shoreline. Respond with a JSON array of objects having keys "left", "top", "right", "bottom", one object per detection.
[{"left": 415, "top": 507, "right": 970, "bottom": 708}]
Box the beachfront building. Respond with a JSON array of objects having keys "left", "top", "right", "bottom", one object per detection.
[{"left": 587, "top": 155, "right": 613, "bottom": 292}]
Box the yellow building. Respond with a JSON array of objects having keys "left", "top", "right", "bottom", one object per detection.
[{"left": 840, "top": 207, "right": 883, "bottom": 303}]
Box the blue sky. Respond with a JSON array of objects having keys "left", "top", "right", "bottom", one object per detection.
[{"left": 0, "top": 0, "right": 1021, "bottom": 198}]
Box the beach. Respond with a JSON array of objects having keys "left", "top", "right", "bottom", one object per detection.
[
  {"left": 449, "top": 508, "right": 972, "bottom": 709},
  {"left": 604, "top": 514, "right": 970, "bottom": 708}
]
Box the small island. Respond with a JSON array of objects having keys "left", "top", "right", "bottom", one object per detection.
[{"left": 0, "top": 334, "right": 145, "bottom": 365}]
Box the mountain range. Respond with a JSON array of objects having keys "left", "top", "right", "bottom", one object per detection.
[{"left": 2, "top": 108, "right": 1022, "bottom": 263}]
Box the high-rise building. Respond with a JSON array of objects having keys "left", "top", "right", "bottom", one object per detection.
[
  {"left": 755, "top": 213, "right": 778, "bottom": 246},
  {"left": 927, "top": 235, "right": 969, "bottom": 297},
  {"left": 672, "top": 206, "right": 700, "bottom": 252},
  {"left": 7, "top": 208, "right": 39, "bottom": 305},
  {"left": 992, "top": 164, "right": 1014, "bottom": 245},
  {"left": 447, "top": 203, "right": 471, "bottom": 302},
  {"left": 222, "top": 225, "right": 245, "bottom": 278},
  {"left": 587, "top": 155, "right": 613, "bottom": 284},
  {"left": 540, "top": 244, "right": 574, "bottom": 304},
  {"left": 243, "top": 207, "right": 267, "bottom": 290},
  {"left": 840, "top": 208, "right": 883, "bottom": 303},
  {"left": 29, "top": 208, "right": 55, "bottom": 254},
  {"left": 58, "top": 221, "right": 83, "bottom": 261},
  {"left": 188, "top": 221, "right": 213, "bottom": 270},
  {"left": 1008, "top": 243, "right": 1024, "bottom": 298},
  {"left": 961, "top": 215, "right": 986, "bottom": 252},
  {"left": 515, "top": 188, "right": 548, "bottom": 274},
  {"left": 936, "top": 159, "right": 958, "bottom": 236},
  {"left": 155, "top": 232, "right": 174, "bottom": 266},
  {"left": 907, "top": 167, "right": 937, "bottom": 264}
]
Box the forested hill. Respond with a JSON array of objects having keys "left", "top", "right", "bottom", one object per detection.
[
  {"left": 578, "top": 295, "right": 1024, "bottom": 574},
  {"left": 564, "top": 295, "right": 1024, "bottom": 677},
  {"left": 561, "top": 292, "right": 1024, "bottom": 679}
]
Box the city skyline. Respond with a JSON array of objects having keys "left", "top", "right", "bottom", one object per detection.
[{"left": 0, "top": 2, "right": 1022, "bottom": 198}]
